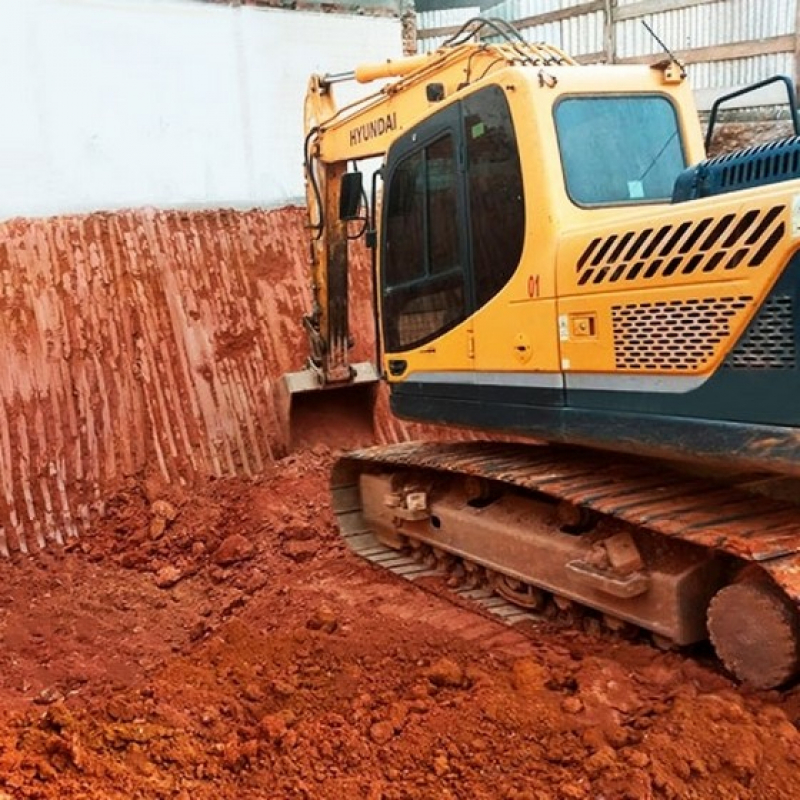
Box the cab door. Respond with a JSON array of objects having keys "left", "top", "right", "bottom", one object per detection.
[
  {"left": 380, "top": 102, "right": 475, "bottom": 382},
  {"left": 465, "top": 84, "right": 565, "bottom": 409}
]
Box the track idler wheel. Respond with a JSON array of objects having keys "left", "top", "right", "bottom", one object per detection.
[{"left": 707, "top": 580, "right": 800, "bottom": 689}]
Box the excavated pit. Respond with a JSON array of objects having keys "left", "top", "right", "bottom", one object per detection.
[{"left": 0, "top": 204, "right": 799, "bottom": 798}]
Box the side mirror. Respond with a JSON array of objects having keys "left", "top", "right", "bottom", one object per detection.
[{"left": 339, "top": 172, "right": 363, "bottom": 221}]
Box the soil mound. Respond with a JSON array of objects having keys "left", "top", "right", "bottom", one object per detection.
[{"left": 1, "top": 447, "right": 799, "bottom": 799}]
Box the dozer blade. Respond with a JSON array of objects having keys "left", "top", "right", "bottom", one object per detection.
[{"left": 276, "top": 361, "right": 380, "bottom": 453}]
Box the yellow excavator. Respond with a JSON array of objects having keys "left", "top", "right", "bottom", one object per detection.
[{"left": 285, "top": 18, "right": 800, "bottom": 688}]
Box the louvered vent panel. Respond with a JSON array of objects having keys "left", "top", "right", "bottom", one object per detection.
[
  {"left": 577, "top": 206, "right": 785, "bottom": 288},
  {"left": 724, "top": 294, "right": 796, "bottom": 370},
  {"left": 612, "top": 296, "right": 753, "bottom": 372}
]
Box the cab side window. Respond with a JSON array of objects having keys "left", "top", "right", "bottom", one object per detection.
[
  {"left": 463, "top": 86, "right": 525, "bottom": 308},
  {"left": 383, "top": 132, "right": 465, "bottom": 352}
]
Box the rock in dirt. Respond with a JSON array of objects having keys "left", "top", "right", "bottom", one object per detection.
[
  {"left": 149, "top": 500, "right": 179, "bottom": 539},
  {"left": 282, "top": 539, "right": 318, "bottom": 563},
  {"left": 155, "top": 565, "right": 183, "bottom": 589},
  {"left": 271, "top": 678, "right": 297, "bottom": 698},
  {"left": 432, "top": 753, "right": 450, "bottom": 777},
  {"left": 259, "top": 710, "right": 295, "bottom": 741},
  {"left": 584, "top": 746, "right": 618, "bottom": 776},
  {"left": 369, "top": 721, "right": 395, "bottom": 745},
  {"left": 425, "top": 657, "right": 465, "bottom": 688},
  {"left": 511, "top": 658, "right": 549, "bottom": 693},
  {"left": 282, "top": 523, "right": 317, "bottom": 542},
  {"left": 561, "top": 696, "right": 584, "bottom": 714},
  {"left": 151, "top": 499, "right": 178, "bottom": 521},
  {"left": 306, "top": 607, "right": 339, "bottom": 634},
  {"left": 34, "top": 686, "right": 65, "bottom": 706},
  {"left": 213, "top": 534, "right": 255, "bottom": 566}
]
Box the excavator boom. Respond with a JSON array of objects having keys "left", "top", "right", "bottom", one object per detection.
[{"left": 282, "top": 29, "right": 576, "bottom": 427}]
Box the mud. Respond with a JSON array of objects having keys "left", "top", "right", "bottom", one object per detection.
[
  {"left": 3, "top": 178, "right": 800, "bottom": 798},
  {"left": 0, "top": 446, "right": 799, "bottom": 799}
]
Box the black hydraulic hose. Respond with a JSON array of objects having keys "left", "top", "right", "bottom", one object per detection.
[
  {"left": 304, "top": 127, "right": 324, "bottom": 239},
  {"left": 443, "top": 17, "right": 519, "bottom": 48},
  {"left": 489, "top": 17, "right": 526, "bottom": 44},
  {"left": 443, "top": 17, "right": 542, "bottom": 68}
]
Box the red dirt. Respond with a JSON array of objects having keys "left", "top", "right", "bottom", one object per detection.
[
  {"left": 708, "top": 120, "right": 796, "bottom": 157},
  {"left": 2, "top": 446, "right": 799, "bottom": 800},
  {"left": 0, "top": 206, "right": 476, "bottom": 558}
]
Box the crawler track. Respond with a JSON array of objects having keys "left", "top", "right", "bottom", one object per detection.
[
  {"left": 335, "top": 526, "right": 542, "bottom": 627},
  {"left": 331, "top": 441, "right": 800, "bottom": 686}
]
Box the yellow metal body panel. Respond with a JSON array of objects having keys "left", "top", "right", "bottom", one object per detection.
[
  {"left": 314, "top": 43, "right": 574, "bottom": 163},
  {"left": 557, "top": 185, "right": 800, "bottom": 374},
  {"left": 385, "top": 317, "right": 475, "bottom": 377},
  {"left": 306, "top": 41, "right": 798, "bottom": 389},
  {"left": 380, "top": 61, "right": 714, "bottom": 382}
]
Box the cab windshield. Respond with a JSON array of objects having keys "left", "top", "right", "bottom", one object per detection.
[{"left": 555, "top": 95, "right": 685, "bottom": 206}]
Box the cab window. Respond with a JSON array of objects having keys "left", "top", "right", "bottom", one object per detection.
[
  {"left": 463, "top": 85, "right": 525, "bottom": 308},
  {"left": 555, "top": 95, "right": 685, "bottom": 206},
  {"left": 383, "top": 133, "right": 465, "bottom": 352}
]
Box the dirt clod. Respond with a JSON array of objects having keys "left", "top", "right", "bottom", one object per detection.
[
  {"left": 369, "top": 721, "right": 395, "bottom": 745},
  {"left": 561, "top": 696, "right": 584, "bottom": 714},
  {"left": 425, "top": 657, "right": 465, "bottom": 688},
  {"left": 154, "top": 565, "right": 183, "bottom": 589},
  {"left": 259, "top": 710, "right": 295, "bottom": 741},
  {"left": 213, "top": 534, "right": 254, "bottom": 566},
  {"left": 306, "top": 606, "right": 339, "bottom": 633}
]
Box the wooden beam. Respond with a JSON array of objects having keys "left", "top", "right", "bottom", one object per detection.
[
  {"left": 614, "top": 0, "right": 721, "bottom": 22},
  {"left": 617, "top": 34, "right": 795, "bottom": 66},
  {"left": 575, "top": 51, "right": 608, "bottom": 64},
  {"left": 603, "top": 0, "right": 616, "bottom": 64},
  {"left": 418, "top": 0, "right": 603, "bottom": 40},
  {"left": 513, "top": 0, "right": 604, "bottom": 33}
]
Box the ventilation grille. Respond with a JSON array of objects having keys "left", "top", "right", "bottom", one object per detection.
[
  {"left": 717, "top": 138, "right": 800, "bottom": 191},
  {"left": 724, "top": 294, "right": 796, "bottom": 370},
  {"left": 577, "top": 206, "right": 785, "bottom": 288},
  {"left": 673, "top": 136, "right": 800, "bottom": 202},
  {"left": 612, "top": 296, "right": 753, "bottom": 371}
]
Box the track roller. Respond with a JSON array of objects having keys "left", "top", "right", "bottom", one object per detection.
[
  {"left": 707, "top": 580, "right": 800, "bottom": 689},
  {"left": 489, "top": 572, "right": 546, "bottom": 610}
]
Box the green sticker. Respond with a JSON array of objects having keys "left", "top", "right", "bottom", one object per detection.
[{"left": 471, "top": 121, "right": 486, "bottom": 139}]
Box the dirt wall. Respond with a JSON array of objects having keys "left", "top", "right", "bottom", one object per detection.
[
  {"left": 707, "top": 119, "right": 795, "bottom": 156},
  {"left": 0, "top": 206, "right": 423, "bottom": 557}
]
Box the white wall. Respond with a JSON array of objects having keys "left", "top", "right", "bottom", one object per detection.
[{"left": 0, "top": 0, "right": 402, "bottom": 220}]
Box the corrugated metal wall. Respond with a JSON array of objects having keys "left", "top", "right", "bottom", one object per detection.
[
  {"left": 418, "top": 0, "right": 799, "bottom": 106},
  {"left": 616, "top": 0, "right": 793, "bottom": 57},
  {"left": 420, "top": 0, "right": 604, "bottom": 56}
]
